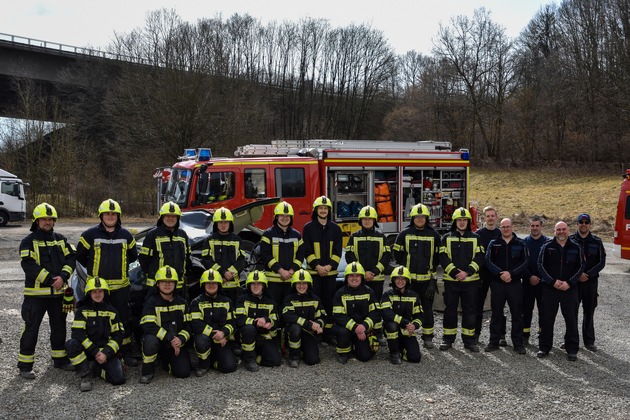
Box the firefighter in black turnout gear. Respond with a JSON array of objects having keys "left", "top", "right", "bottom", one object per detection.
[
  {"left": 139, "top": 266, "right": 192, "bottom": 383},
  {"left": 139, "top": 201, "right": 192, "bottom": 293},
  {"left": 200, "top": 207, "right": 247, "bottom": 304},
  {"left": 381, "top": 266, "right": 423, "bottom": 364},
  {"left": 18, "top": 203, "right": 76, "bottom": 379},
  {"left": 66, "top": 277, "right": 125, "bottom": 391},
  {"left": 76, "top": 199, "right": 138, "bottom": 366},
  {"left": 235, "top": 271, "right": 281, "bottom": 372},
  {"left": 302, "top": 196, "right": 342, "bottom": 344},
  {"left": 282, "top": 269, "right": 326, "bottom": 367},
  {"left": 392, "top": 203, "right": 440, "bottom": 349},
  {"left": 333, "top": 262, "right": 381, "bottom": 364},
  {"left": 189, "top": 269, "right": 238, "bottom": 376},
  {"left": 439, "top": 207, "right": 484, "bottom": 353}
]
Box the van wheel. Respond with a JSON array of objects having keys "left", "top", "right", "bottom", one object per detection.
[{"left": 0, "top": 211, "right": 9, "bottom": 227}]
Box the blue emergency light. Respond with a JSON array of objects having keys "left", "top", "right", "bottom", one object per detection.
[
  {"left": 184, "top": 149, "right": 196, "bottom": 158},
  {"left": 460, "top": 148, "right": 470, "bottom": 160},
  {"left": 198, "top": 148, "right": 212, "bottom": 161}
]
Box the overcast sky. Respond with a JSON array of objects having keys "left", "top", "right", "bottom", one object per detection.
[{"left": 1, "top": 0, "right": 552, "bottom": 55}]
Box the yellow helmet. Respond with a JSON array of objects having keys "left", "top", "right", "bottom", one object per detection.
[
  {"left": 391, "top": 266, "right": 411, "bottom": 282},
  {"left": 32, "top": 202, "right": 58, "bottom": 222},
  {"left": 98, "top": 199, "right": 122, "bottom": 217},
  {"left": 452, "top": 207, "right": 472, "bottom": 220},
  {"left": 159, "top": 201, "right": 182, "bottom": 217},
  {"left": 212, "top": 207, "right": 234, "bottom": 223},
  {"left": 290, "top": 269, "right": 313, "bottom": 286},
  {"left": 246, "top": 270, "right": 268, "bottom": 287},
  {"left": 274, "top": 201, "right": 294, "bottom": 217},
  {"left": 155, "top": 265, "right": 179, "bottom": 283},
  {"left": 200, "top": 269, "right": 222, "bottom": 286},
  {"left": 358, "top": 206, "right": 378, "bottom": 220},
  {"left": 344, "top": 261, "right": 366, "bottom": 278},
  {"left": 409, "top": 204, "right": 430, "bottom": 219},
  {"left": 312, "top": 196, "right": 333, "bottom": 210},
  {"left": 85, "top": 276, "right": 110, "bottom": 294}
]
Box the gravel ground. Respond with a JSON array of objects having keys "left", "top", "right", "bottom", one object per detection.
[{"left": 1, "top": 221, "right": 629, "bottom": 419}]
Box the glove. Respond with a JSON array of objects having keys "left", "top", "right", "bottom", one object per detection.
[
  {"left": 425, "top": 277, "right": 437, "bottom": 301},
  {"left": 62, "top": 287, "right": 76, "bottom": 314}
]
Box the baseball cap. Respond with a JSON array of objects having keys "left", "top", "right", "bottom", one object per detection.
[{"left": 577, "top": 213, "right": 591, "bottom": 223}]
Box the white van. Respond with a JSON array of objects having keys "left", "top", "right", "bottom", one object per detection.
[{"left": 0, "top": 169, "right": 27, "bottom": 227}]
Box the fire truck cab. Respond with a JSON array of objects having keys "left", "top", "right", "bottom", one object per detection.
[
  {"left": 159, "top": 140, "right": 472, "bottom": 245},
  {"left": 613, "top": 169, "right": 630, "bottom": 260}
]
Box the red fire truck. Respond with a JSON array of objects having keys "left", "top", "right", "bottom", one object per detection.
[
  {"left": 613, "top": 169, "right": 630, "bottom": 260},
  {"left": 157, "top": 140, "right": 474, "bottom": 245}
]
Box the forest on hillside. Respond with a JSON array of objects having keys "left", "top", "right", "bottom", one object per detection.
[{"left": 1, "top": 0, "right": 630, "bottom": 215}]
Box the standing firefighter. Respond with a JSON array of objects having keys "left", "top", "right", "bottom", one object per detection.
[
  {"left": 282, "top": 269, "right": 326, "bottom": 368},
  {"left": 139, "top": 201, "right": 192, "bottom": 294},
  {"left": 332, "top": 262, "right": 381, "bottom": 364},
  {"left": 235, "top": 271, "right": 281, "bottom": 372},
  {"left": 200, "top": 207, "right": 247, "bottom": 304},
  {"left": 301, "top": 196, "right": 342, "bottom": 344},
  {"left": 189, "top": 269, "right": 238, "bottom": 376},
  {"left": 76, "top": 199, "right": 138, "bottom": 366},
  {"left": 381, "top": 266, "right": 423, "bottom": 364},
  {"left": 18, "top": 203, "right": 76, "bottom": 379},
  {"left": 65, "top": 277, "right": 125, "bottom": 391},
  {"left": 139, "top": 265, "right": 191, "bottom": 383},
  {"left": 439, "top": 207, "right": 484, "bottom": 353},
  {"left": 392, "top": 203, "right": 440, "bottom": 349}
]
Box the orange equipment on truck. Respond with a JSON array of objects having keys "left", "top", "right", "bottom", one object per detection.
[
  {"left": 613, "top": 169, "right": 630, "bottom": 260},
  {"left": 157, "top": 140, "right": 472, "bottom": 246}
]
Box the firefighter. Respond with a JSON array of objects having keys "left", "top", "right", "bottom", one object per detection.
[
  {"left": 200, "top": 207, "right": 247, "bottom": 305},
  {"left": 345, "top": 205, "right": 391, "bottom": 301},
  {"left": 282, "top": 269, "right": 326, "bottom": 367},
  {"left": 235, "top": 271, "right": 281, "bottom": 372},
  {"left": 521, "top": 216, "right": 548, "bottom": 346},
  {"left": 439, "top": 207, "right": 484, "bottom": 352},
  {"left": 332, "top": 262, "right": 381, "bottom": 364},
  {"left": 537, "top": 221, "right": 584, "bottom": 361},
  {"left": 139, "top": 265, "right": 191, "bottom": 383},
  {"left": 381, "top": 266, "right": 423, "bottom": 364},
  {"left": 483, "top": 219, "right": 528, "bottom": 354},
  {"left": 392, "top": 203, "right": 440, "bottom": 349},
  {"left": 138, "top": 201, "right": 192, "bottom": 294},
  {"left": 65, "top": 277, "right": 125, "bottom": 391},
  {"left": 474, "top": 206, "right": 505, "bottom": 345},
  {"left": 76, "top": 199, "right": 138, "bottom": 366},
  {"left": 189, "top": 268, "right": 237, "bottom": 376},
  {"left": 260, "top": 201, "right": 304, "bottom": 310},
  {"left": 18, "top": 203, "right": 76, "bottom": 379},
  {"left": 301, "top": 196, "right": 342, "bottom": 344},
  {"left": 569, "top": 213, "right": 606, "bottom": 352}
]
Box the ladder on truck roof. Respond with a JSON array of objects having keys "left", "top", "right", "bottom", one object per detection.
[{"left": 234, "top": 139, "right": 453, "bottom": 157}]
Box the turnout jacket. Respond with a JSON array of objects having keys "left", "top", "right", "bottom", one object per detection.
[
  {"left": 332, "top": 283, "right": 381, "bottom": 332},
  {"left": 260, "top": 225, "right": 304, "bottom": 282},
  {"left": 140, "top": 293, "right": 191, "bottom": 345},
  {"left": 569, "top": 232, "right": 606, "bottom": 280},
  {"left": 76, "top": 223, "right": 137, "bottom": 290},
  {"left": 189, "top": 292, "right": 236, "bottom": 340},
  {"left": 380, "top": 287, "right": 423, "bottom": 333},
  {"left": 235, "top": 290, "right": 279, "bottom": 339},
  {"left": 200, "top": 231, "right": 247, "bottom": 290},
  {"left": 392, "top": 224, "right": 441, "bottom": 281},
  {"left": 537, "top": 238, "right": 584, "bottom": 288},
  {"left": 282, "top": 289, "right": 326, "bottom": 330},
  {"left": 439, "top": 229, "right": 484, "bottom": 282},
  {"left": 70, "top": 296, "right": 124, "bottom": 360},
  {"left": 484, "top": 234, "right": 529, "bottom": 282},
  {"left": 302, "top": 219, "right": 343, "bottom": 276},
  {"left": 522, "top": 235, "right": 549, "bottom": 280},
  {"left": 345, "top": 228, "right": 391, "bottom": 281},
  {"left": 20, "top": 228, "right": 76, "bottom": 297},
  {"left": 139, "top": 224, "right": 192, "bottom": 289}
]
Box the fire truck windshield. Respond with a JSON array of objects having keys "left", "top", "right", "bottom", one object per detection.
[{"left": 165, "top": 168, "right": 192, "bottom": 207}]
